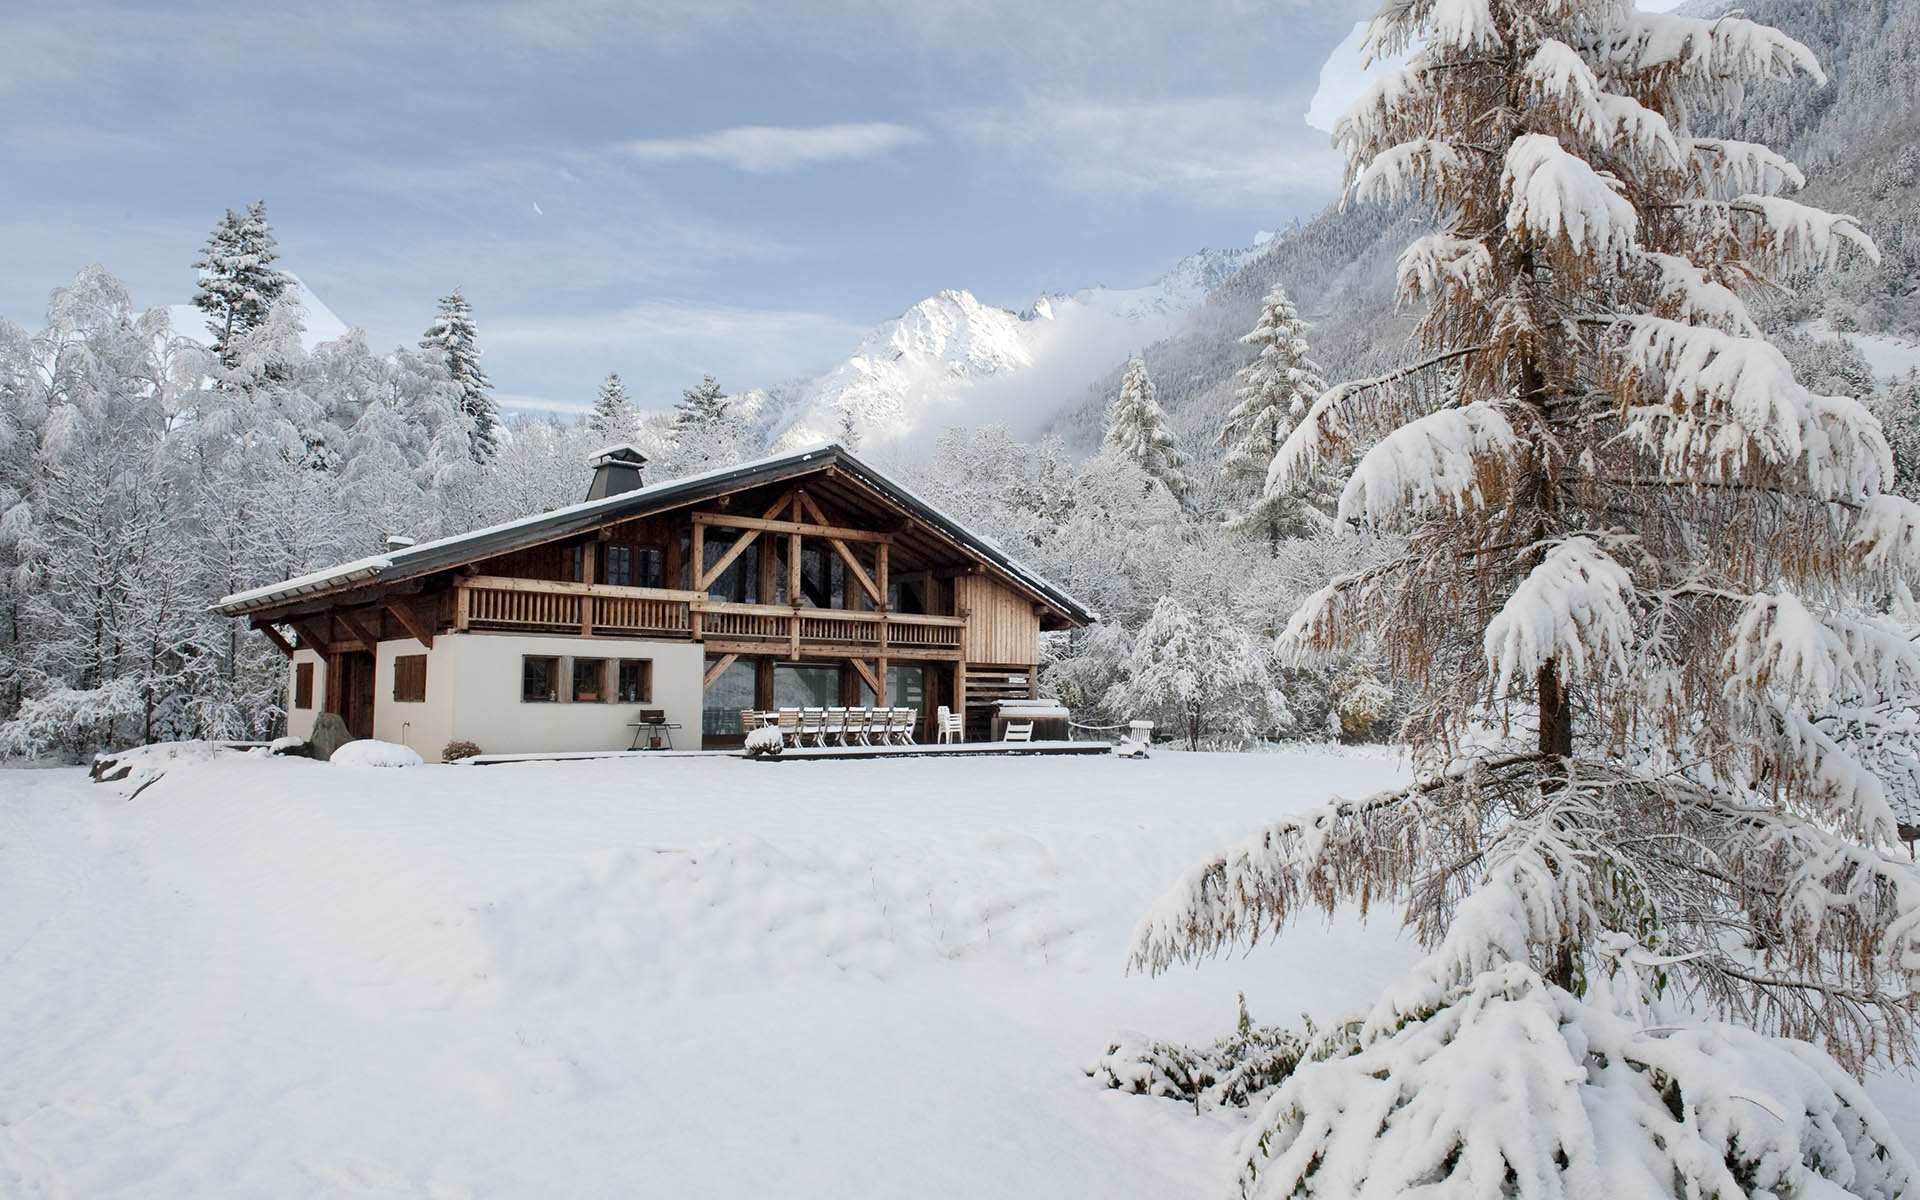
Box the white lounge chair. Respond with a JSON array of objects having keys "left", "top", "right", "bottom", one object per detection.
[{"left": 1003, "top": 720, "right": 1034, "bottom": 743}]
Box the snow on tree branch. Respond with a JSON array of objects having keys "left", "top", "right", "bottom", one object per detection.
[
  {"left": 1503, "top": 134, "right": 1638, "bottom": 259},
  {"left": 1338, "top": 401, "right": 1527, "bottom": 527},
  {"left": 1620, "top": 317, "right": 1891, "bottom": 500},
  {"left": 1483, "top": 537, "right": 1635, "bottom": 699}
]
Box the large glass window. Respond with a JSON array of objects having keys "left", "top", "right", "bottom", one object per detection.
[
  {"left": 522, "top": 656, "right": 560, "bottom": 703},
  {"left": 774, "top": 663, "right": 839, "bottom": 709},
  {"left": 637, "top": 548, "right": 664, "bottom": 588},
  {"left": 703, "top": 539, "right": 760, "bottom": 603},
  {"left": 886, "top": 664, "right": 925, "bottom": 712},
  {"left": 702, "top": 658, "right": 756, "bottom": 736}
]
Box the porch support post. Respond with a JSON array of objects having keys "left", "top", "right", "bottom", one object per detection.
[
  {"left": 704, "top": 653, "right": 739, "bottom": 690},
  {"left": 256, "top": 622, "right": 296, "bottom": 658},
  {"left": 382, "top": 599, "right": 435, "bottom": 648}
]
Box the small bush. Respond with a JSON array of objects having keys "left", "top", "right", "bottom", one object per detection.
[
  {"left": 743, "top": 726, "right": 786, "bottom": 757},
  {"left": 443, "top": 740, "right": 483, "bottom": 763},
  {"left": 1090, "top": 995, "right": 1352, "bottom": 1112}
]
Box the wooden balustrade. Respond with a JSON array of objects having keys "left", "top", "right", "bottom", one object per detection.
[{"left": 456, "top": 575, "right": 964, "bottom": 650}]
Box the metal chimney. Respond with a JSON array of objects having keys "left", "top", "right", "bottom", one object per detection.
[{"left": 587, "top": 444, "right": 648, "bottom": 500}]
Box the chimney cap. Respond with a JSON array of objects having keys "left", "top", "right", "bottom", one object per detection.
[{"left": 589, "top": 443, "right": 648, "bottom": 469}]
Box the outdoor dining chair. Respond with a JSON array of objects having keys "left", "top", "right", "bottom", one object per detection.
[
  {"left": 775, "top": 708, "right": 802, "bottom": 747},
  {"left": 800, "top": 707, "right": 828, "bottom": 746}
]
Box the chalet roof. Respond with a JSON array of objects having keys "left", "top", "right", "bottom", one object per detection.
[{"left": 212, "top": 443, "right": 1097, "bottom": 625}]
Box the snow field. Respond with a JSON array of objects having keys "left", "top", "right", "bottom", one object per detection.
[
  {"left": 2, "top": 749, "right": 1424, "bottom": 1198},
  {"left": 4, "top": 749, "right": 1913, "bottom": 1196}
]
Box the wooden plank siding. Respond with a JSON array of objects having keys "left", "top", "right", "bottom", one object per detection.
[{"left": 955, "top": 574, "right": 1039, "bottom": 667}]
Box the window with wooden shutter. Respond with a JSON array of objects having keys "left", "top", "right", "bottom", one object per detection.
[
  {"left": 618, "top": 659, "right": 652, "bottom": 703},
  {"left": 393, "top": 654, "right": 427, "bottom": 703},
  {"left": 522, "top": 656, "right": 560, "bottom": 702},
  {"left": 294, "top": 662, "right": 315, "bottom": 710},
  {"left": 573, "top": 657, "right": 607, "bottom": 703}
]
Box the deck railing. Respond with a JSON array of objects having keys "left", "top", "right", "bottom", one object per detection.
[{"left": 456, "top": 575, "right": 963, "bottom": 651}]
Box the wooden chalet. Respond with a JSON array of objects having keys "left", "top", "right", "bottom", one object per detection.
[{"left": 214, "top": 444, "right": 1094, "bottom": 756}]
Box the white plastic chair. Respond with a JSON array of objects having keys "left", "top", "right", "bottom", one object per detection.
[{"left": 1003, "top": 720, "right": 1034, "bottom": 743}]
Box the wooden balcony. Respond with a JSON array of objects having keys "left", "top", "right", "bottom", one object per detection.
[{"left": 454, "top": 574, "right": 965, "bottom": 657}]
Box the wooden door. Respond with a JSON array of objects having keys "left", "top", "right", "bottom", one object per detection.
[{"left": 343, "top": 651, "right": 376, "bottom": 740}]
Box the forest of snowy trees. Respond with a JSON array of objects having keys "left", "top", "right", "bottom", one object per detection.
[{"left": 0, "top": 189, "right": 1420, "bottom": 760}]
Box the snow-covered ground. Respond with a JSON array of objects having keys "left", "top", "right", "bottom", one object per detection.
[{"left": 2, "top": 750, "right": 1913, "bottom": 1196}]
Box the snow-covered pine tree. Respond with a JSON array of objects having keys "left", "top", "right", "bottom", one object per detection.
[
  {"left": 1104, "top": 356, "right": 1193, "bottom": 508},
  {"left": 1218, "top": 284, "right": 1328, "bottom": 545},
  {"left": 420, "top": 288, "right": 498, "bottom": 460},
  {"left": 589, "top": 372, "right": 636, "bottom": 443},
  {"left": 1130, "top": 0, "right": 1919, "bottom": 1193},
  {"left": 191, "top": 201, "right": 292, "bottom": 368},
  {"left": 836, "top": 407, "right": 862, "bottom": 451},
  {"left": 668, "top": 374, "right": 738, "bottom": 476}
]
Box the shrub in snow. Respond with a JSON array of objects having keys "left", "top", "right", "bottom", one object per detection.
[
  {"left": 329, "top": 739, "right": 424, "bottom": 768},
  {"left": 1106, "top": 595, "right": 1289, "bottom": 750},
  {"left": 268, "top": 736, "right": 309, "bottom": 757},
  {"left": 1, "top": 679, "right": 146, "bottom": 761},
  {"left": 1126, "top": 0, "right": 1920, "bottom": 1188},
  {"left": 1229, "top": 963, "right": 1914, "bottom": 1198},
  {"left": 1324, "top": 662, "right": 1393, "bottom": 743},
  {"left": 743, "top": 726, "right": 786, "bottom": 757},
  {"left": 1090, "top": 996, "right": 1322, "bottom": 1113},
  {"left": 442, "top": 739, "right": 482, "bottom": 763}
]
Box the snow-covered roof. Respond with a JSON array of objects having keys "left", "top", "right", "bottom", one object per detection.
[{"left": 213, "top": 444, "right": 1096, "bottom": 626}]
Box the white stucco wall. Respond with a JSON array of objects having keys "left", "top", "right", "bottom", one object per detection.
[
  {"left": 285, "top": 633, "right": 703, "bottom": 754},
  {"left": 286, "top": 649, "right": 327, "bottom": 740},
  {"left": 439, "top": 632, "right": 704, "bottom": 755},
  {"left": 373, "top": 638, "right": 457, "bottom": 759}
]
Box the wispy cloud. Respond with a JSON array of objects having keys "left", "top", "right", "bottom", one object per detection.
[
  {"left": 489, "top": 299, "right": 869, "bottom": 409},
  {"left": 944, "top": 96, "right": 1342, "bottom": 207},
  {"left": 616, "top": 122, "right": 927, "bottom": 174}
]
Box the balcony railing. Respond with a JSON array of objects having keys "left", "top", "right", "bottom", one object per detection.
[{"left": 456, "top": 575, "right": 963, "bottom": 652}]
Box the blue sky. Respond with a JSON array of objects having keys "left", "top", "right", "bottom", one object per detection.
[{"left": 2, "top": 0, "right": 1395, "bottom": 415}]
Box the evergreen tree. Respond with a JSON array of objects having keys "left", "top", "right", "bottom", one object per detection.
[
  {"left": 1131, "top": 0, "right": 1918, "bottom": 1192},
  {"left": 673, "top": 374, "right": 728, "bottom": 434},
  {"left": 191, "top": 201, "right": 292, "bottom": 368},
  {"left": 419, "top": 287, "right": 497, "bottom": 460},
  {"left": 1219, "top": 284, "right": 1329, "bottom": 545},
  {"left": 836, "top": 407, "right": 862, "bottom": 451},
  {"left": 668, "top": 374, "right": 738, "bottom": 476},
  {"left": 589, "top": 372, "right": 636, "bottom": 443},
  {"left": 1103, "top": 356, "right": 1192, "bottom": 508}
]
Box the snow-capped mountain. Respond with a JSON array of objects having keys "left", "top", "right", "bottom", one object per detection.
[{"left": 752, "top": 242, "right": 1272, "bottom": 450}]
